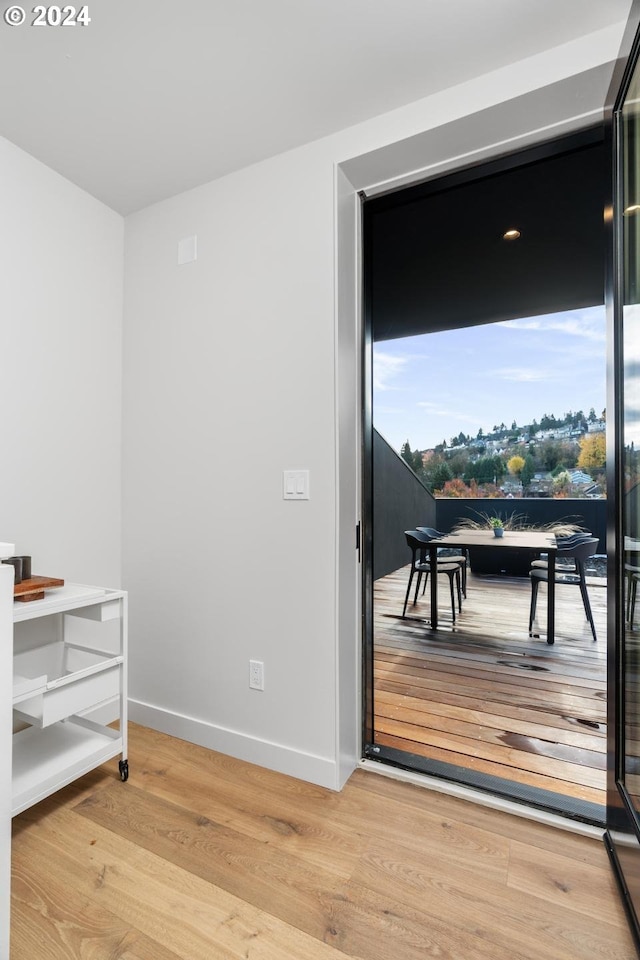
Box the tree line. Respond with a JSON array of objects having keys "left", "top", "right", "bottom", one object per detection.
[{"left": 399, "top": 409, "right": 606, "bottom": 497}]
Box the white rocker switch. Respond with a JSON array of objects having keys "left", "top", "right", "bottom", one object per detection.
[{"left": 283, "top": 470, "right": 310, "bottom": 500}]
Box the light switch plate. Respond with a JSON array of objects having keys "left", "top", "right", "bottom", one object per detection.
[{"left": 283, "top": 470, "right": 309, "bottom": 500}]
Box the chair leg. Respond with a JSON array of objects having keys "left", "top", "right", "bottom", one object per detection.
[
  {"left": 448, "top": 572, "right": 456, "bottom": 623},
  {"left": 402, "top": 567, "right": 415, "bottom": 618},
  {"left": 424, "top": 571, "right": 430, "bottom": 606},
  {"left": 529, "top": 578, "right": 539, "bottom": 635},
  {"left": 455, "top": 569, "right": 462, "bottom": 612},
  {"left": 578, "top": 576, "right": 597, "bottom": 642},
  {"left": 631, "top": 577, "right": 638, "bottom": 629},
  {"left": 414, "top": 570, "right": 423, "bottom": 606}
]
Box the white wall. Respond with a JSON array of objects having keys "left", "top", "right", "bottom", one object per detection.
[
  {"left": 123, "top": 24, "right": 625, "bottom": 789},
  {"left": 123, "top": 146, "right": 341, "bottom": 785},
  {"left": 0, "top": 137, "right": 124, "bottom": 588},
  {"left": 0, "top": 140, "right": 123, "bottom": 951}
]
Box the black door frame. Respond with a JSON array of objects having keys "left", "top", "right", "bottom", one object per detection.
[{"left": 603, "top": 1, "right": 640, "bottom": 952}]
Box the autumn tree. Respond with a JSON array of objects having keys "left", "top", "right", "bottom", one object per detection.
[
  {"left": 578, "top": 433, "right": 606, "bottom": 471},
  {"left": 507, "top": 455, "right": 525, "bottom": 477},
  {"left": 437, "top": 477, "right": 471, "bottom": 498}
]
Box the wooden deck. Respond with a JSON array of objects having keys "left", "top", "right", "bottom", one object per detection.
[{"left": 373, "top": 564, "right": 608, "bottom": 809}]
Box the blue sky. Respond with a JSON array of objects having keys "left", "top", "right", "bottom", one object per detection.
[{"left": 373, "top": 306, "right": 606, "bottom": 452}]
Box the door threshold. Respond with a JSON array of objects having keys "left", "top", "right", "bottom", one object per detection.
[{"left": 360, "top": 756, "right": 605, "bottom": 840}]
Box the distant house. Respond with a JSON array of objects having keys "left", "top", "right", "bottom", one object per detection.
[
  {"left": 528, "top": 473, "right": 554, "bottom": 497},
  {"left": 570, "top": 469, "right": 594, "bottom": 485}
]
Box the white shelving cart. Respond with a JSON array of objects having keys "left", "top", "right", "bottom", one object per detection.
[{"left": 12, "top": 582, "right": 128, "bottom": 817}]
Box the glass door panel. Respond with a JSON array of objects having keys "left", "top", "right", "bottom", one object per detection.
[
  {"left": 622, "top": 64, "right": 640, "bottom": 808},
  {"left": 605, "top": 9, "right": 640, "bottom": 950}
]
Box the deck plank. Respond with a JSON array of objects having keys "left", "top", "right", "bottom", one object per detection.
[{"left": 373, "top": 565, "right": 608, "bottom": 808}]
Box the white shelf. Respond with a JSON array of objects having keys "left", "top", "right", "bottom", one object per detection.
[
  {"left": 12, "top": 719, "right": 122, "bottom": 816},
  {"left": 13, "top": 582, "right": 124, "bottom": 623},
  {"left": 10, "top": 582, "right": 128, "bottom": 818}
]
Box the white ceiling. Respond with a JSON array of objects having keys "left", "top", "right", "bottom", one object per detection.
[{"left": 0, "top": 0, "right": 633, "bottom": 215}]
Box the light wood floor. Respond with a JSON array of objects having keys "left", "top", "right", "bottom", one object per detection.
[
  {"left": 10, "top": 723, "right": 637, "bottom": 960},
  {"left": 374, "top": 565, "right": 608, "bottom": 808}
]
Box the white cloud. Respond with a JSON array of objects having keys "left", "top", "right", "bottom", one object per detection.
[
  {"left": 417, "top": 400, "right": 481, "bottom": 427},
  {"left": 492, "top": 366, "right": 548, "bottom": 383},
  {"left": 372, "top": 351, "right": 408, "bottom": 391},
  {"left": 499, "top": 310, "right": 606, "bottom": 343}
]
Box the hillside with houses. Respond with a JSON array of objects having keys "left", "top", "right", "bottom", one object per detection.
[{"left": 401, "top": 408, "right": 606, "bottom": 499}]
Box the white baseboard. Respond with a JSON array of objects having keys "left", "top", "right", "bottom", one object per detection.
[{"left": 128, "top": 698, "right": 340, "bottom": 790}]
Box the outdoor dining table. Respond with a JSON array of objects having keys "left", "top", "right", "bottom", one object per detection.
[{"left": 426, "top": 529, "right": 559, "bottom": 643}]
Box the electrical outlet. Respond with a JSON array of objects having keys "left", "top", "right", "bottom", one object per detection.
[{"left": 249, "top": 659, "right": 264, "bottom": 690}]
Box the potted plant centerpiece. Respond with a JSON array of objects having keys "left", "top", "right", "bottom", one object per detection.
[{"left": 490, "top": 516, "right": 504, "bottom": 538}]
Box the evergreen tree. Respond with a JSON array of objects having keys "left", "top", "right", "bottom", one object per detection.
[
  {"left": 521, "top": 454, "right": 536, "bottom": 490},
  {"left": 465, "top": 455, "right": 505, "bottom": 485},
  {"left": 400, "top": 440, "right": 413, "bottom": 467},
  {"left": 425, "top": 460, "right": 453, "bottom": 492}
]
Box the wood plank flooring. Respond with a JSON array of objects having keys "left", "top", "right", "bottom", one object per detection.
[
  {"left": 10, "top": 723, "right": 637, "bottom": 960},
  {"left": 374, "top": 565, "right": 608, "bottom": 807}
]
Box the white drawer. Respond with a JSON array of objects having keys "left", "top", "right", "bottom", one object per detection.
[{"left": 13, "top": 641, "right": 122, "bottom": 728}]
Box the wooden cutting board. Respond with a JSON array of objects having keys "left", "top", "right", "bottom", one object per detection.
[{"left": 14, "top": 576, "right": 64, "bottom": 603}]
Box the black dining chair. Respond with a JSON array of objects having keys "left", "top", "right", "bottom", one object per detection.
[
  {"left": 416, "top": 526, "right": 468, "bottom": 598},
  {"left": 403, "top": 530, "right": 462, "bottom": 622},
  {"left": 528, "top": 537, "right": 599, "bottom": 642},
  {"left": 529, "top": 531, "right": 593, "bottom": 574}
]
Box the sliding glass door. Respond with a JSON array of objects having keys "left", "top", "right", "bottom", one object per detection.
[{"left": 605, "top": 4, "right": 640, "bottom": 947}]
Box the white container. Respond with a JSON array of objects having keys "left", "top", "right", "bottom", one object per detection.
[{"left": 13, "top": 641, "right": 122, "bottom": 728}]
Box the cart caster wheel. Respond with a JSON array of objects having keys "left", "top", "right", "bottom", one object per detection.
[{"left": 119, "top": 759, "right": 129, "bottom": 782}]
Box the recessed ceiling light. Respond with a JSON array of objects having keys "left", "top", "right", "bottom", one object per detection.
[
  {"left": 624, "top": 204, "right": 640, "bottom": 216},
  {"left": 503, "top": 229, "right": 521, "bottom": 240}
]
